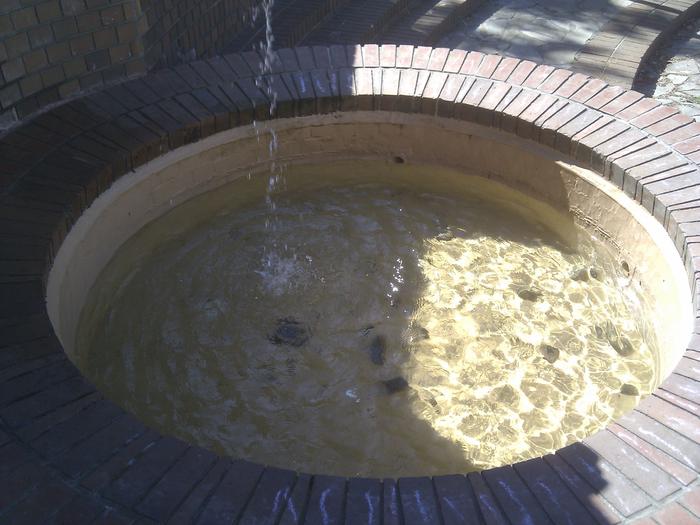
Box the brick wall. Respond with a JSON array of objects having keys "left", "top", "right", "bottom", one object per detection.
[
  {"left": 0, "top": 0, "right": 255, "bottom": 130},
  {"left": 139, "top": 0, "right": 256, "bottom": 68},
  {"left": 0, "top": 0, "right": 146, "bottom": 128}
]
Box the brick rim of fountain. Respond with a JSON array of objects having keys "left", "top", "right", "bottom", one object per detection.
[{"left": 3, "top": 45, "right": 700, "bottom": 523}]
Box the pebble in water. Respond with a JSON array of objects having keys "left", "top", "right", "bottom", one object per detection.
[
  {"left": 539, "top": 345, "right": 560, "bottom": 364},
  {"left": 269, "top": 318, "right": 310, "bottom": 347},
  {"left": 383, "top": 377, "right": 409, "bottom": 394},
  {"left": 572, "top": 268, "right": 590, "bottom": 282},
  {"left": 404, "top": 324, "right": 430, "bottom": 344},
  {"left": 620, "top": 383, "right": 640, "bottom": 396},
  {"left": 369, "top": 335, "right": 386, "bottom": 365},
  {"left": 610, "top": 336, "right": 635, "bottom": 357},
  {"left": 518, "top": 289, "right": 542, "bottom": 302}
]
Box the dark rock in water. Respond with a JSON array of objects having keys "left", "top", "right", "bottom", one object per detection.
[
  {"left": 383, "top": 376, "right": 409, "bottom": 394},
  {"left": 436, "top": 229, "right": 454, "bottom": 242},
  {"left": 406, "top": 324, "right": 430, "bottom": 344},
  {"left": 369, "top": 335, "right": 386, "bottom": 365},
  {"left": 620, "top": 383, "right": 639, "bottom": 396},
  {"left": 269, "top": 318, "right": 310, "bottom": 347},
  {"left": 518, "top": 289, "right": 542, "bottom": 302},
  {"left": 594, "top": 325, "right": 604, "bottom": 338},
  {"left": 540, "top": 345, "right": 560, "bottom": 364},
  {"left": 572, "top": 268, "right": 590, "bottom": 282},
  {"left": 609, "top": 336, "right": 635, "bottom": 357}
]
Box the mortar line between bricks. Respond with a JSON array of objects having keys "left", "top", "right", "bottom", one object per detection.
[
  {"left": 649, "top": 389, "right": 700, "bottom": 420},
  {"left": 655, "top": 181, "right": 700, "bottom": 198},
  {"left": 511, "top": 459, "right": 586, "bottom": 525},
  {"left": 615, "top": 412, "right": 700, "bottom": 473},
  {"left": 166, "top": 454, "right": 220, "bottom": 520},
  {"left": 556, "top": 441, "right": 657, "bottom": 518},
  {"left": 0, "top": 407, "right": 144, "bottom": 523},
  {"left": 233, "top": 464, "right": 267, "bottom": 524},
  {"left": 298, "top": 473, "right": 316, "bottom": 525},
  {"left": 621, "top": 477, "right": 700, "bottom": 523},
  {"left": 659, "top": 381, "right": 700, "bottom": 408},
  {"left": 0, "top": 369, "right": 83, "bottom": 411},
  {"left": 428, "top": 475, "right": 446, "bottom": 525},
  {"left": 33, "top": 401, "right": 128, "bottom": 461},
  {"left": 190, "top": 460, "right": 234, "bottom": 524}
]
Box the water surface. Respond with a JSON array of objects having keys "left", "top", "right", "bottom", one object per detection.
[{"left": 77, "top": 161, "right": 658, "bottom": 477}]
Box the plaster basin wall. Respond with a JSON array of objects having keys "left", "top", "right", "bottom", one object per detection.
[{"left": 47, "top": 111, "right": 693, "bottom": 396}]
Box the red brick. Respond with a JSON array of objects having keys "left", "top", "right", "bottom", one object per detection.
[
  {"left": 477, "top": 82, "right": 509, "bottom": 109},
  {"left": 422, "top": 72, "right": 448, "bottom": 100},
  {"left": 490, "top": 56, "right": 519, "bottom": 81},
  {"left": 651, "top": 502, "right": 698, "bottom": 525},
  {"left": 674, "top": 135, "right": 700, "bottom": 154},
  {"left": 427, "top": 47, "right": 449, "bottom": 71},
  {"left": 647, "top": 113, "right": 696, "bottom": 137},
  {"left": 361, "top": 44, "right": 379, "bottom": 67},
  {"left": 438, "top": 74, "right": 465, "bottom": 102},
  {"left": 680, "top": 486, "right": 700, "bottom": 518},
  {"left": 587, "top": 85, "right": 625, "bottom": 109},
  {"left": 631, "top": 104, "right": 680, "bottom": 129},
  {"left": 637, "top": 395, "right": 700, "bottom": 444},
  {"left": 347, "top": 45, "right": 363, "bottom": 67},
  {"left": 570, "top": 78, "right": 607, "bottom": 103},
  {"left": 617, "top": 96, "right": 661, "bottom": 121},
  {"left": 412, "top": 46, "right": 432, "bottom": 69},
  {"left": 538, "top": 68, "right": 572, "bottom": 93},
  {"left": 396, "top": 45, "right": 414, "bottom": 68},
  {"left": 398, "top": 69, "right": 418, "bottom": 96},
  {"left": 554, "top": 73, "right": 589, "bottom": 98},
  {"left": 381, "top": 68, "right": 400, "bottom": 96},
  {"left": 608, "top": 423, "right": 696, "bottom": 485},
  {"left": 600, "top": 90, "right": 644, "bottom": 115},
  {"left": 474, "top": 54, "right": 501, "bottom": 78},
  {"left": 522, "top": 64, "right": 555, "bottom": 88},
  {"left": 507, "top": 60, "right": 536, "bottom": 85},
  {"left": 443, "top": 49, "right": 467, "bottom": 73},
  {"left": 379, "top": 44, "right": 396, "bottom": 68},
  {"left": 459, "top": 51, "right": 484, "bottom": 75}
]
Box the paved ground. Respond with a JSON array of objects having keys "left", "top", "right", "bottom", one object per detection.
[
  {"left": 637, "top": 17, "right": 700, "bottom": 121},
  {"left": 440, "top": 0, "right": 631, "bottom": 68}
]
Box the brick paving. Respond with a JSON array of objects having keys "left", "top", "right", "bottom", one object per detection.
[{"left": 1, "top": 44, "right": 700, "bottom": 523}]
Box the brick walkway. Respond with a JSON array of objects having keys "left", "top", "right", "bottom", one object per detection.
[{"left": 2, "top": 44, "right": 700, "bottom": 523}]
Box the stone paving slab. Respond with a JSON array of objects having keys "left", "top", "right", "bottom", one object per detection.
[
  {"left": 2, "top": 45, "right": 700, "bottom": 523},
  {"left": 575, "top": 0, "right": 700, "bottom": 89}
]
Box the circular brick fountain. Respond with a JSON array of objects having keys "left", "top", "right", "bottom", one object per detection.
[{"left": 2, "top": 45, "right": 700, "bottom": 523}]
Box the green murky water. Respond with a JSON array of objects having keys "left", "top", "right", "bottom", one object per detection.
[{"left": 76, "top": 161, "right": 658, "bottom": 477}]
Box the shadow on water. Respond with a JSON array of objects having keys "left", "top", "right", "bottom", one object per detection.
[{"left": 76, "top": 152, "right": 632, "bottom": 522}]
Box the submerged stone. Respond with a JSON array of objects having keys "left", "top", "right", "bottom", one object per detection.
[
  {"left": 518, "top": 289, "right": 542, "bottom": 302},
  {"left": 620, "top": 383, "right": 639, "bottom": 396},
  {"left": 383, "top": 376, "right": 409, "bottom": 394},
  {"left": 369, "top": 335, "right": 386, "bottom": 365},
  {"left": 609, "top": 336, "right": 635, "bottom": 357},
  {"left": 405, "top": 324, "right": 430, "bottom": 344},
  {"left": 572, "top": 268, "right": 590, "bottom": 282},
  {"left": 436, "top": 230, "right": 454, "bottom": 241},
  {"left": 539, "top": 345, "right": 560, "bottom": 364},
  {"left": 269, "top": 318, "right": 310, "bottom": 347}
]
